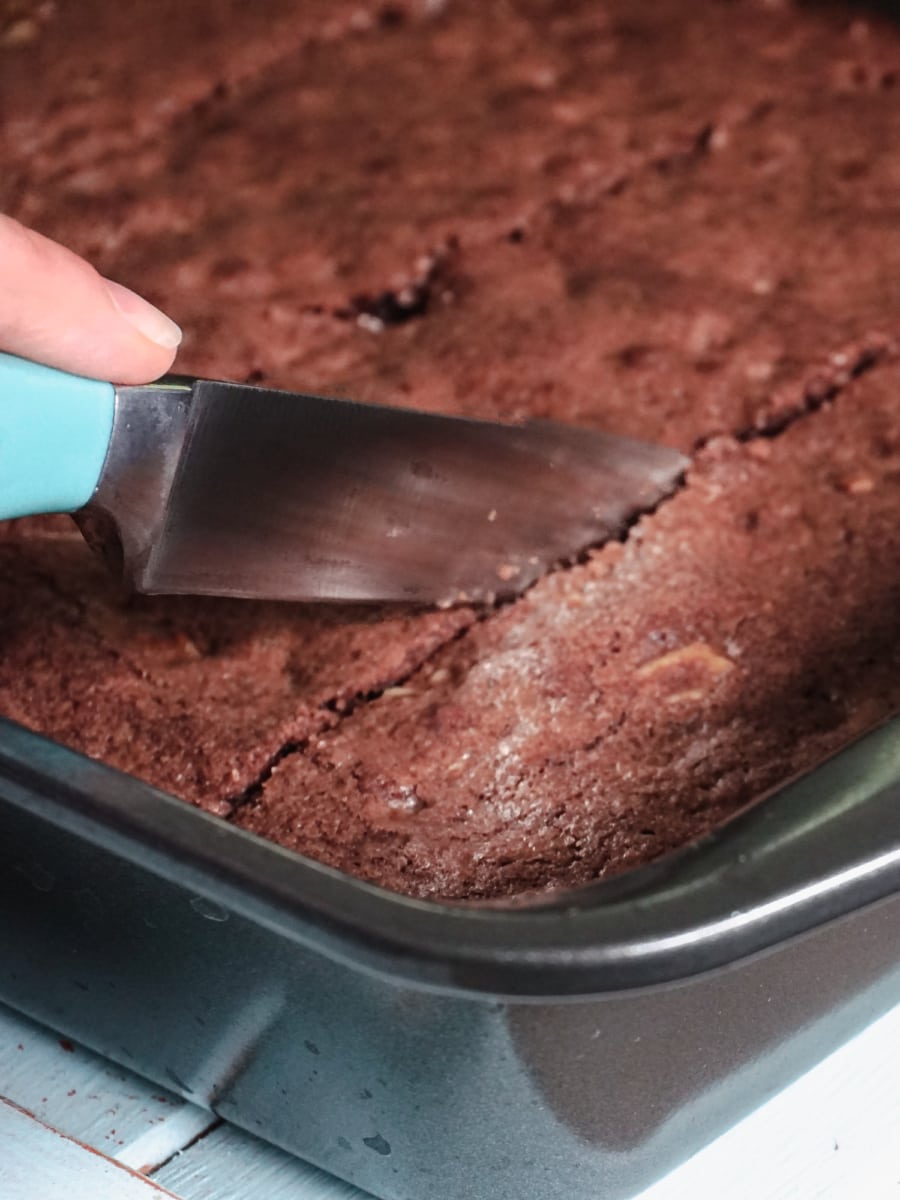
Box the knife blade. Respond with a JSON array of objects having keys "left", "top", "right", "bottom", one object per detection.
[{"left": 0, "top": 353, "right": 688, "bottom": 604}]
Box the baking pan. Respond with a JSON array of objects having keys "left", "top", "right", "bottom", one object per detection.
[{"left": 1, "top": 714, "right": 900, "bottom": 1200}]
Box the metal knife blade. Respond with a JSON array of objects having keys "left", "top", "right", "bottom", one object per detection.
[{"left": 76, "top": 377, "right": 688, "bottom": 604}]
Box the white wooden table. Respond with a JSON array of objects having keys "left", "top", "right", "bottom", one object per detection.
[{"left": 1, "top": 999, "right": 899, "bottom": 1200}]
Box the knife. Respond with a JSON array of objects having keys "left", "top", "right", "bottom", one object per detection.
[{"left": 0, "top": 352, "right": 687, "bottom": 604}]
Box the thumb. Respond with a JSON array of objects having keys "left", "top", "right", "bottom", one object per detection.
[{"left": 0, "top": 214, "right": 181, "bottom": 384}]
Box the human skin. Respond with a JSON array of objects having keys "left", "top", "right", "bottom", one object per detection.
[{"left": 0, "top": 213, "right": 181, "bottom": 383}]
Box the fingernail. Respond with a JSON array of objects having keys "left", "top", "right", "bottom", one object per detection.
[{"left": 104, "top": 278, "right": 182, "bottom": 350}]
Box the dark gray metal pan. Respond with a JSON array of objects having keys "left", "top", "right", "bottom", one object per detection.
[{"left": 1, "top": 714, "right": 899, "bottom": 1199}]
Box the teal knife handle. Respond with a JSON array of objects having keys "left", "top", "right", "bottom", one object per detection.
[{"left": 0, "top": 352, "right": 115, "bottom": 519}]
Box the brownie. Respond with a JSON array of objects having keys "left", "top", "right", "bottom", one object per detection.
[{"left": 2, "top": 0, "right": 900, "bottom": 898}]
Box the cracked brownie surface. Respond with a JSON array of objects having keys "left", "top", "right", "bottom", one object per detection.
[{"left": 2, "top": 0, "right": 900, "bottom": 897}]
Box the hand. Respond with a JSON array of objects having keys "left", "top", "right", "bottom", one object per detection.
[{"left": 0, "top": 214, "right": 182, "bottom": 384}]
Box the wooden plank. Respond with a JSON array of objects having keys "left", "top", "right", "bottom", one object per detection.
[
  {"left": 0, "top": 1099, "right": 182, "bottom": 1200},
  {"left": 154, "top": 1124, "right": 370, "bottom": 1200},
  {"left": 0, "top": 1003, "right": 215, "bottom": 1171}
]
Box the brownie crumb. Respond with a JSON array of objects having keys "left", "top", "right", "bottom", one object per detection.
[
  {"left": 347, "top": 281, "right": 431, "bottom": 328},
  {"left": 338, "top": 243, "right": 460, "bottom": 330}
]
